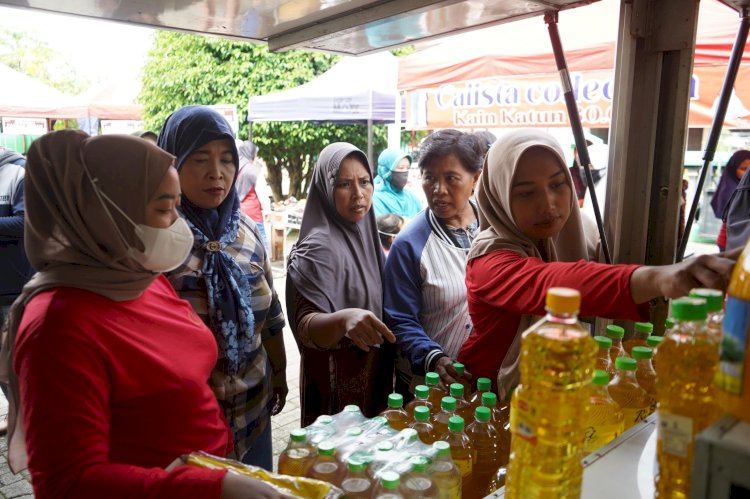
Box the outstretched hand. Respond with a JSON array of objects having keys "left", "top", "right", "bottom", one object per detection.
[{"left": 340, "top": 308, "right": 396, "bottom": 352}]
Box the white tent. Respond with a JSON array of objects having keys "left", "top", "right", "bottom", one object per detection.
[{"left": 248, "top": 51, "right": 403, "bottom": 161}]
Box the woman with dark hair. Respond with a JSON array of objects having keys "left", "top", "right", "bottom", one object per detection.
[
  {"left": 158, "top": 106, "right": 287, "bottom": 470},
  {"left": 383, "top": 129, "right": 483, "bottom": 391},
  {"left": 287, "top": 142, "right": 396, "bottom": 426},
  {"left": 377, "top": 213, "right": 404, "bottom": 256},
  {"left": 711, "top": 149, "right": 750, "bottom": 250}
]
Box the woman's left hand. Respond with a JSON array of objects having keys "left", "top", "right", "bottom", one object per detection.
[{"left": 270, "top": 370, "right": 288, "bottom": 416}]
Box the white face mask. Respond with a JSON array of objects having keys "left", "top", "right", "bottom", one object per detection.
[
  {"left": 128, "top": 217, "right": 194, "bottom": 272},
  {"left": 84, "top": 167, "right": 194, "bottom": 273}
]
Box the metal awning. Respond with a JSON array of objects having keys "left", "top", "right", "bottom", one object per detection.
[{"left": 0, "top": 0, "right": 597, "bottom": 55}]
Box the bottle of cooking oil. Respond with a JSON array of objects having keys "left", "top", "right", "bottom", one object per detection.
[
  {"left": 469, "top": 377, "right": 492, "bottom": 411},
  {"left": 373, "top": 471, "right": 404, "bottom": 499},
  {"left": 439, "top": 415, "right": 473, "bottom": 485},
  {"left": 340, "top": 457, "right": 373, "bottom": 498},
  {"left": 429, "top": 441, "right": 461, "bottom": 499},
  {"left": 465, "top": 406, "right": 501, "bottom": 498},
  {"left": 647, "top": 335, "right": 664, "bottom": 370},
  {"left": 401, "top": 456, "right": 438, "bottom": 499},
  {"left": 505, "top": 287, "right": 596, "bottom": 499},
  {"left": 432, "top": 396, "right": 456, "bottom": 438},
  {"left": 582, "top": 370, "right": 624, "bottom": 454},
  {"left": 425, "top": 372, "right": 447, "bottom": 408},
  {"left": 405, "top": 385, "right": 433, "bottom": 419},
  {"left": 482, "top": 393, "right": 511, "bottom": 496},
  {"left": 656, "top": 297, "right": 721, "bottom": 497},
  {"left": 408, "top": 405, "right": 436, "bottom": 444},
  {"left": 594, "top": 335, "right": 614, "bottom": 377},
  {"left": 453, "top": 362, "right": 472, "bottom": 394},
  {"left": 307, "top": 441, "right": 344, "bottom": 486},
  {"left": 632, "top": 346, "right": 657, "bottom": 416},
  {"left": 277, "top": 428, "right": 315, "bottom": 477},
  {"left": 624, "top": 322, "right": 653, "bottom": 355},
  {"left": 449, "top": 383, "right": 473, "bottom": 422},
  {"left": 689, "top": 288, "right": 724, "bottom": 338},
  {"left": 606, "top": 324, "right": 626, "bottom": 363},
  {"left": 381, "top": 393, "right": 410, "bottom": 431},
  {"left": 608, "top": 357, "right": 650, "bottom": 430}
]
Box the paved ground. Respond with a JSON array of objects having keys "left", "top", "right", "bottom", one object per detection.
[{"left": 0, "top": 261, "right": 301, "bottom": 497}]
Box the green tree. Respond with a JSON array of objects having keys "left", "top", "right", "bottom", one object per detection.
[
  {"left": 140, "top": 31, "right": 386, "bottom": 200},
  {"left": 0, "top": 28, "right": 89, "bottom": 95}
]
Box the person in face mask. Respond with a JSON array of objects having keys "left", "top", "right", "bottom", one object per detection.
[
  {"left": 158, "top": 106, "right": 287, "bottom": 471},
  {"left": 372, "top": 148, "right": 423, "bottom": 219},
  {"left": 0, "top": 130, "right": 292, "bottom": 498}
]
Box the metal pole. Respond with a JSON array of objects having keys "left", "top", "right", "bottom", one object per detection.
[
  {"left": 677, "top": 8, "right": 749, "bottom": 261},
  {"left": 545, "top": 11, "right": 612, "bottom": 264}
]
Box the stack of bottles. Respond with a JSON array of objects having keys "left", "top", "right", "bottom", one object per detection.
[{"left": 505, "top": 287, "right": 597, "bottom": 498}]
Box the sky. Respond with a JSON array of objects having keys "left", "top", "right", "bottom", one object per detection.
[{"left": 0, "top": 4, "right": 155, "bottom": 85}]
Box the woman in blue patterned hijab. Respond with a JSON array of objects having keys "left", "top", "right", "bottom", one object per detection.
[{"left": 158, "top": 106, "right": 287, "bottom": 470}]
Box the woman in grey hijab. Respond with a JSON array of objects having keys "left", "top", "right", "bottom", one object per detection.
[{"left": 287, "top": 142, "right": 396, "bottom": 426}]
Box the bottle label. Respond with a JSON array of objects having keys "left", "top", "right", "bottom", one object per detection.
[
  {"left": 658, "top": 411, "right": 693, "bottom": 458},
  {"left": 455, "top": 457, "right": 473, "bottom": 478},
  {"left": 623, "top": 407, "right": 649, "bottom": 426},
  {"left": 512, "top": 396, "right": 538, "bottom": 446},
  {"left": 718, "top": 296, "right": 750, "bottom": 396}
]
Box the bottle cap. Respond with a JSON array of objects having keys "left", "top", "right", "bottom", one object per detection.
[
  {"left": 344, "top": 404, "right": 361, "bottom": 414},
  {"left": 318, "top": 441, "right": 336, "bottom": 456},
  {"left": 453, "top": 362, "right": 465, "bottom": 375},
  {"left": 448, "top": 415, "right": 465, "bottom": 432},
  {"left": 631, "top": 346, "right": 654, "bottom": 360},
  {"left": 388, "top": 393, "right": 404, "bottom": 409},
  {"left": 449, "top": 383, "right": 464, "bottom": 398},
  {"left": 402, "top": 428, "right": 418, "bottom": 442},
  {"left": 410, "top": 455, "right": 430, "bottom": 472},
  {"left": 380, "top": 471, "right": 400, "bottom": 489},
  {"left": 689, "top": 288, "right": 724, "bottom": 312},
  {"left": 592, "top": 370, "right": 609, "bottom": 386},
  {"left": 415, "top": 385, "right": 429, "bottom": 399},
  {"left": 347, "top": 427, "right": 363, "bottom": 437},
  {"left": 606, "top": 324, "right": 625, "bottom": 339},
  {"left": 634, "top": 322, "right": 654, "bottom": 334},
  {"left": 370, "top": 416, "right": 388, "bottom": 427},
  {"left": 481, "top": 391, "right": 498, "bottom": 407},
  {"left": 647, "top": 335, "right": 664, "bottom": 348},
  {"left": 615, "top": 356, "right": 637, "bottom": 371},
  {"left": 316, "top": 415, "right": 333, "bottom": 425},
  {"left": 671, "top": 297, "right": 708, "bottom": 321},
  {"left": 477, "top": 377, "right": 491, "bottom": 392},
  {"left": 414, "top": 405, "right": 430, "bottom": 421},
  {"left": 594, "top": 335, "right": 612, "bottom": 349},
  {"left": 433, "top": 440, "right": 451, "bottom": 457},
  {"left": 545, "top": 287, "right": 581, "bottom": 314},
  {"left": 290, "top": 428, "right": 307, "bottom": 442},
  {"left": 425, "top": 372, "right": 440, "bottom": 386},
  {"left": 347, "top": 458, "right": 366, "bottom": 472},
  {"left": 665, "top": 318, "right": 675, "bottom": 329},
  {"left": 475, "top": 406, "right": 491, "bottom": 422},
  {"left": 441, "top": 396, "right": 457, "bottom": 411},
  {"left": 377, "top": 441, "right": 394, "bottom": 452}
]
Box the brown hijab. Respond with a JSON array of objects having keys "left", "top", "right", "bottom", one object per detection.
[
  {"left": 0, "top": 130, "right": 175, "bottom": 471},
  {"left": 468, "top": 129, "right": 590, "bottom": 399}
]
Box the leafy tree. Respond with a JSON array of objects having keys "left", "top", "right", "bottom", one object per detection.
[
  {"left": 0, "top": 28, "right": 89, "bottom": 95},
  {"left": 140, "top": 31, "right": 387, "bottom": 200}
]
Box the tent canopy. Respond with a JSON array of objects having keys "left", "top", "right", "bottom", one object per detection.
[
  {"left": 248, "top": 51, "right": 402, "bottom": 124},
  {"left": 72, "top": 79, "right": 143, "bottom": 120},
  {"left": 397, "top": 0, "right": 750, "bottom": 129},
  {"left": 0, "top": 63, "right": 87, "bottom": 119}
]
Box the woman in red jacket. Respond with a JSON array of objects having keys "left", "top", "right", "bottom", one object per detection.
[
  {"left": 458, "top": 130, "right": 738, "bottom": 400},
  {"left": 0, "top": 130, "right": 290, "bottom": 499}
]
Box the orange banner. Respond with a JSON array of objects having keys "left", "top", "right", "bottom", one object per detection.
[{"left": 405, "top": 66, "right": 750, "bottom": 130}]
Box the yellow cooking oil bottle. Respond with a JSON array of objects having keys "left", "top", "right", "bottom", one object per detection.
[
  {"left": 624, "top": 322, "right": 652, "bottom": 355},
  {"left": 405, "top": 385, "right": 433, "bottom": 420},
  {"left": 277, "top": 428, "right": 315, "bottom": 477},
  {"left": 689, "top": 288, "right": 724, "bottom": 338},
  {"left": 632, "top": 346, "right": 657, "bottom": 416},
  {"left": 425, "top": 372, "right": 447, "bottom": 408},
  {"left": 608, "top": 357, "right": 650, "bottom": 430},
  {"left": 439, "top": 415, "right": 474, "bottom": 486},
  {"left": 505, "top": 287, "right": 596, "bottom": 499},
  {"left": 380, "top": 393, "right": 410, "bottom": 431},
  {"left": 429, "top": 441, "right": 461, "bottom": 499},
  {"left": 656, "top": 297, "right": 721, "bottom": 497},
  {"left": 717, "top": 243, "right": 750, "bottom": 421},
  {"left": 582, "top": 370, "right": 624, "bottom": 454},
  {"left": 605, "top": 324, "right": 626, "bottom": 364},
  {"left": 594, "top": 335, "right": 614, "bottom": 378}
]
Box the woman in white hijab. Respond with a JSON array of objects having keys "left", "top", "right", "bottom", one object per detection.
[{"left": 458, "top": 130, "right": 738, "bottom": 400}]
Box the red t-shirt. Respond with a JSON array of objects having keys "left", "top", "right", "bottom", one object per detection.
[
  {"left": 15, "top": 275, "right": 231, "bottom": 499},
  {"left": 458, "top": 250, "right": 650, "bottom": 381},
  {"left": 240, "top": 187, "right": 264, "bottom": 223}
]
